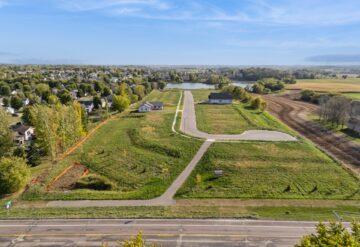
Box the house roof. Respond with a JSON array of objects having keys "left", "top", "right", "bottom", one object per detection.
[
  {"left": 149, "top": 101, "right": 164, "bottom": 108},
  {"left": 78, "top": 97, "right": 94, "bottom": 106},
  {"left": 11, "top": 123, "right": 32, "bottom": 135},
  {"left": 208, "top": 92, "right": 233, "bottom": 100},
  {"left": 139, "top": 101, "right": 164, "bottom": 109}
]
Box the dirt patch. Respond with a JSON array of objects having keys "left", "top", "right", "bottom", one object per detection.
[
  {"left": 47, "top": 163, "right": 89, "bottom": 191},
  {"left": 263, "top": 93, "right": 360, "bottom": 175}
]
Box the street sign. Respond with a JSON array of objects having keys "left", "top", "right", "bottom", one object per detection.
[{"left": 5, "top": 200, "right": 12, "bottom": 209}]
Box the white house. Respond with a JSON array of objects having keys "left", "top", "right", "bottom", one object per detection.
[
  {"left": 208, "top": 92, "right": 233, "bottom": 104},
  {"left": 138, "top": 101, "right": 164, "bottom": 113},
  {"left": 11, "top": 123, "right": 35, "bottom": 145},
  {"left": 78, "top": 97, "right": 94, "bottom": 114}
]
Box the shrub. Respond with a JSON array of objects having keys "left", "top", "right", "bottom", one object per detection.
[
  {"left": 251, "top": 97, "right": 268, "bottom": 111},
  {"left": 75, "top": 174, "right": 115, "bottom": 191},
  {"left": 0, "top": 157, "right": 30, "bottom": 195}
]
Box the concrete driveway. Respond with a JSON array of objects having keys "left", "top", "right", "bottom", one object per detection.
[{"left": 180, "top": 91, "right": 297, "bottom": 141}]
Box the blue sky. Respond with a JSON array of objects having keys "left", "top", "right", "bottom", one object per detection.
[{"left": 1, "top": 0, "right": 360, "bottom": 65}]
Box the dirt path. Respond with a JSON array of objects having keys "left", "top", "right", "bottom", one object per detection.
[
  {"left": 180, "top": 91, "right": 297, "bottom": 141},
  {"left": 263, "top": 94, "right": 360, "bottom": 174}
]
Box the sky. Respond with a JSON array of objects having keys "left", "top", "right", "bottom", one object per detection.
[{"left": 1, "top": 0, "right": 360, "bottom": 65}]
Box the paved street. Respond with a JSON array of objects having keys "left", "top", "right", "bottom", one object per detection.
[
  {"left": 180, "top": 91, "right": 297, "bottom": 141},
  {"left": 0, "top": 219, "right": 324, "bottom": 246}
]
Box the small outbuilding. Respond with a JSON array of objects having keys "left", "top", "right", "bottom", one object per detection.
[
  {"left": 208, "top": 92, "right": 233, "bottom": 104},
  {"left": 138, "top": 101, "right": 164, "bottom": 113}
]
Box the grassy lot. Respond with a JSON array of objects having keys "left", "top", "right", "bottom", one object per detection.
[
  {"left": 195, "top": 102, "right": 292, "bottom": 135},
  {"left": 287, "top": 78, "right": 360, "bottom": 92},
  {"left": 22, "top": 90, "right": 202, "bottom": 200},
  {"left": 145, "top": 89, "right": 180, "bottom": 105},
  {"left": 192, "top": 89, "right": 294, "bottom": 135},
  {"left": 177, "top": 141, "right": 360, "bottom": 200},
  {"left": 343, "top": 92, "right": 360, "bottom": 100},
  {"left": 191, "top": 89, "right": 218, "bottom": 102},
  {"left": 1, "top": 204, "right": 360, "bottom": 221}
]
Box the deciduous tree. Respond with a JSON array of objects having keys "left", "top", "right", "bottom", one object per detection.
[
  {"left": 0, "top": 156, "right": 30, "bottom": 195},
  {"left": 0, "top": 108, "right": 13, "bottom": 157},
  {"left": 296, "top": 221, "right": 360, "bottom": 247}
]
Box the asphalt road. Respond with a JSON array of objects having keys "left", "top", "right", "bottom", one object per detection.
[
  {"left": 0, "top": 219, "right": 324, "bottom": 247},
  {"left": 180, "top": 91, "right": 297, "bottom": 141}
]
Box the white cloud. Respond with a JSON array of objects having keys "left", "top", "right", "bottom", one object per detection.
[
  {"left": 57, "top": 0, "right": 170, "bottom": 12},
  {"left": 54, "top": 0, "right": 360, "bottom": 26}
]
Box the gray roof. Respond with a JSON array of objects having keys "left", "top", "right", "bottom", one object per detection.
[
  {"left": 149, "top": 101, "right": 164, "bottom": 108},
  {"left": 139, "top": 101, "right": 163, "bottom": 108},
  {"left": 208, "top": 92, "right": 233, "bottom": 100},
  {"left": 11, "top": 123, "right": 32, "bottom": 135}
]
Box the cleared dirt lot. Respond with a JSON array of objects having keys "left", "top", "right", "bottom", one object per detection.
[{"left": 263, "top": 93, "right": 360, "bottom": 174}]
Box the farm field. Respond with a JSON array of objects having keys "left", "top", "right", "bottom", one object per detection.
[
  {"left": 286, "top": 78, "right": 360, "bottom": 92},
  {"left": 177, "top": 141, "right": 360, "bottom": 200},
  {"left": 23, "top": 90, "right": 203, "bottom": 200},
  {"left": 192, "top": 90, "right": 294, "bottom": 135}
]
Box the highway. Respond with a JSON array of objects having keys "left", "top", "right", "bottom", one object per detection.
[{"left": 0, "top": 219, "right": 322, "bottom": 246}]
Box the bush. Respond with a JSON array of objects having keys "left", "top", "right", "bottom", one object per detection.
[
  {"left": 251, "top": 78, "right": 285, "bottom": 94},
  {"left": 300, "top": 90, "right": 315, "bottom": 102},
  {"left": 75, "top": 174, "right": 115, "bottom": 191},
  {"left": 251, "top": 97, "right": 268, "bottom": 111},
  {"left": 0, "top": 157, "right": 30, "bottom": 195}
]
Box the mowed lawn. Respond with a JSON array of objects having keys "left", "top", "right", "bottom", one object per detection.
[
  {"left": 191, "top": 89, "right": 218, "bottom": 102},
  {"left": 192, "top": 90, "right": 293, "bottom": 135},
  {"left": 195, "top": 103, "right": 292, "bottom": 134},
  {"left": 287, "top": 78, "right": 360, "bottom": 92},
  {"left": 177, "top": 142, "right": 360, "bottom": 200},
  {"left": 23, "top": 90, "right": 203, "bottom": 200}
]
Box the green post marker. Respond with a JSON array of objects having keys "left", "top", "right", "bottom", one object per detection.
[{"left": 5, "top": 200, "right": 12, "bottom": 209}]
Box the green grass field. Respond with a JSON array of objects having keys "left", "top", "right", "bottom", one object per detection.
[
  {"left": 191, "top": 89, "right": 294, "bottom": 135},
  {"left": 195, "top": 103, "right": 292, "bottom": 134},
  {"left": 343, "top": 92, "right": 360, "bottom": 100},
  {"left": 2, "top": 203, "right": 360, "bottom": 221},
  {"left": 191, "top": 89, "right": 218, "bottom": 102},
  {"left": 287, "top": 78, "right": 360, "bottom": 92},
  {"left": 23, "top": 90, "right": 202, "bottom": 200},
  {"left": 177, "top": 141, "right": 360, "bottom": 200}
]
